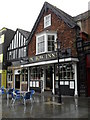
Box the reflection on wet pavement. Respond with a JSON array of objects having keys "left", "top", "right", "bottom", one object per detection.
[{"left": 1, "top": 94, "right": 90, "bottom": 118}]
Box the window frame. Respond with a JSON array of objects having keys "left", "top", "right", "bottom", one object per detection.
[
  {"left": 30, "top": 67, "right": 43, "bottom": 80},
  {"left": 44, "top": 14, "right": 51, "bottom": 28},
  {"left": 55, "top": 63, "right": 74, "bottom": 80},
  {"left": 36, "top": 31, "right": 57, "bottom": 55}
]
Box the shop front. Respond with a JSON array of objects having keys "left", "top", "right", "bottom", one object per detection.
[
  {"left": 7, "top": 66, "right": 28, "bottom": 91},
  {"left": 21, "top": 53, "right": 78, "bottom": 96}
]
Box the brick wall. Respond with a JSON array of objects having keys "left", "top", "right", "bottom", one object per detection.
[
  {"left": 81, "top": 17, "right": 90, "bottom": 35},
  {"left": 28, "top": 9, "right": 77, "bottom": 57}
]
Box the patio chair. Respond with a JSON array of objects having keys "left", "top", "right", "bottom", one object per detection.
[
  {"left": 0, "top": 86, "right": 5, "bottom": 95},
  {"left": 11, "top": 90, "right": 23, "bottom": 104},
  {"left": 6, "top": 88, "right": 14, "bottom": 99},
  {"left": 23, "top": 90, "right": 35, "bottom": 105}
]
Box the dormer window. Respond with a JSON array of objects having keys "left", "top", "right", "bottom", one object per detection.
[{"left": 44, "top": 14, "right": 51, "bottom": 28}]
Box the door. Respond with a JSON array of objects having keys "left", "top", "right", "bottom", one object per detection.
[
  {"left": 46, "top": 66, "right": 52, "bottom": 90},
  {"left": 87, "top": 69, "right": 90, "bottom": 97},
  {"left": 15, "top": 75, "right": 20, "bottom": 89}
]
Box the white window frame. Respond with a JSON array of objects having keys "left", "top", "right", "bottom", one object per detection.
[
  {"left": 36, "top": 31, "right": 57, "bottom": 55},
  {"left": 37, "top": 35, "right": 45, "bottom": 54},
  {"left": 44, "top": 14, "right": 51, "bottom": 28}
]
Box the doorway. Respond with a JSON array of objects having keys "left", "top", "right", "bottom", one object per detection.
[
  {"left": 46, "top": 66, "right": 52, "bottom": 90},
  {"left": 15, "top": 75, "right": 20, "bottom": 89}
]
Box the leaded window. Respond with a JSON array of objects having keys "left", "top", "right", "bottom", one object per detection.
[
  {"left": 30, "top": 67, "right": 43, "bottom": 80},
  {"left": 55, "top": 63, "right": 74, "bottom": 80}
]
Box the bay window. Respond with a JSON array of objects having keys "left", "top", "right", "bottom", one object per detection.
[{"left": 36, "top": 31, "right": 57, "bottom": 54}]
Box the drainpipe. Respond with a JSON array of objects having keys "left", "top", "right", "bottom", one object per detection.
[
  {"left": 28, "top": 67, "right": 30, "bottom": 92},
  {"left": 42, "top": 67, "right": 45, "bottom": 92},
  {"left": 52, "top": 66, "right": 55, "bottom": 94}
]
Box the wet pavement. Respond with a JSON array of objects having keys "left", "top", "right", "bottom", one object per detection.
[{"left": 1, "top": 92, "right": 90, "bottom": 119}]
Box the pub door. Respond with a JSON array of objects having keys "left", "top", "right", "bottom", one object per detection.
[
  {"left": 15, "top": 75, "right": 20, "bottom": 89},
  {"left": 46, "top": 66, "right": 52, "bottom": 90}
]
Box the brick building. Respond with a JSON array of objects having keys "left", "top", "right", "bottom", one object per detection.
[
  {"left": 75, "top": 10, "right": 90, "bottom": 97},
  {"left": 21, "top": 2, "right": 80, "bottom": 96}
]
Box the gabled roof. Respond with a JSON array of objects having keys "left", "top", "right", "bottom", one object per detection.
[
  {"left": 74, "top": 10, "right": 90, "bottom": 21},
  {"left": 47, "top": 2, "right": 77, "bottom": 28},
  {"left": 28, "top": 2, "right": 78, "bottom": 44},
  {"left": 17, "top": 28, "right": 30, "bottom": 39},
  {"left": 0, "top": 27, "right": 15, "bottom": 47}
]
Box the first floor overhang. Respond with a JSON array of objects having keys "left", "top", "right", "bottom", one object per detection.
[{"left": 21, "top": 57, "right": 79, "bottom": 68}]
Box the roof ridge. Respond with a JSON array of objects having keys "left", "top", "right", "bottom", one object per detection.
[
  {"left": 74, "top": 10, "right": 90, "bottom": 17},
  {"left": 17, "top": 28, "right": 30, "bottom": 33},
  {"left": 46, "top": 2, "right": 73, "bottom": 18},
  {"left": 45, "top": 2, "right": 77, "bottom": 27},
  {"left": 74, "top": 10, "right": 90, "bottom": 21},
  {"left": 17, "top": 28, "right": 30, "bottom": 39}
]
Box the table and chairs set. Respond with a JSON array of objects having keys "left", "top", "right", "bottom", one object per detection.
[{"left": 0, "top": 86, "right": 35, "bottom": 105}]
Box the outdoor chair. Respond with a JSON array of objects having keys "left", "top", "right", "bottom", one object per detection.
[
  {"left": 11, "top": 90, "right": 23, "bottom": 104},
  {"left": 6, "top": 88, "right": 14, "bottom": 99},
  {"left": 0, "top": 86, "right": 6, "bottom": 95},
  {"left": 15, "top": 89, "right": 20, "bottom": 94},
  {"left": 23, "top": 90, "right": 35, "bottom": 105}
]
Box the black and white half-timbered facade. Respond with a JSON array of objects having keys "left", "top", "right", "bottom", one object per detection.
[{"left": 7, "top": 28, "right": 30, "bottom": 91}]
